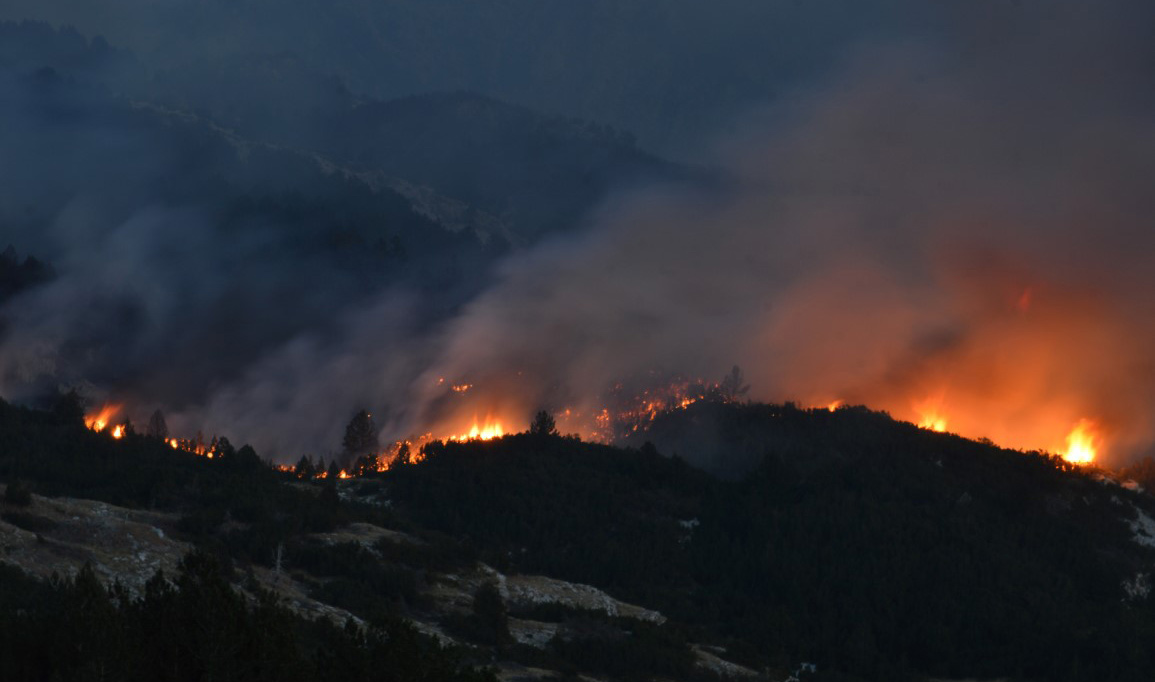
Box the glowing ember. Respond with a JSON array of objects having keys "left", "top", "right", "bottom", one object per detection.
[{"left": 1062, "top": 418, "right": 1099, "bottom": 465}]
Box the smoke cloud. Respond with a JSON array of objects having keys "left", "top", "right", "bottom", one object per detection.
[
  {"left": 2, "top": 1, "right": 1153, "bottom": 468},
  {"left": 390, "top": 0, "right": 1155, "bottom": 465}
]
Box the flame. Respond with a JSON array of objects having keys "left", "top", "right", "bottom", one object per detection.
[
  {"left": 1062, "top": 419, "right": 1099, "bottom": 465},
  {"left": 85, "top": 404, "right": 121, "bottom": 432},
  {"left": 913, "top": 396, "right": 949, "bottom": 433},
  {"left": 110, "top": 424, "right": 125, "bottom": 439},
  {"left": 826, "top": 400, "right": 844, "bottom": 412},
  {"left": 450, "top": 416, "right": 506, "bottom": 441},
  {"left": 919, "top": 415, "right": 948, "bottom": 432}
]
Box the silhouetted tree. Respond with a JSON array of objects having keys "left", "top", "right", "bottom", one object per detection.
[
  {"left": 342, "top": 410, "right": 379, "bottom": 460},
  {"left": 529, "top": 410, "right": 557, "bottom": 437},
  {"left": 469, "top": 581, "right": 511, "bottom": 647},
  {"left": 52, "top": 389, "right": 86, "bottom": 426},
  {"left": 147, "top": 409, "right": 169, "bottom": 440},
  {"left": 395, "top": 443, "right": 412, "bottom": 467},
  {"left": 717, "top": 365, "right": 750, "bottom": 402},
  {"left": 294, "top": 455, "right": 316, "bottom": 479}
]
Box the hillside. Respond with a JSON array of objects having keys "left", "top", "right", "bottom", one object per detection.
[
  {"left": 0, "top": 20, "right": 705, "bottom": 415},
  {"left": 0, "top": 20, "right": 696, "bottom": 244},
  {"left": 3, "top": 396, "right": 1155, "bottom": 680}
]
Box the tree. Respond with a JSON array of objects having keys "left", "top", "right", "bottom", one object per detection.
[
  {"left": 529, "top": 410, "right": 557, "bottom": 437},
  {"left": 395, "top": 443, "right": 412, "bottom": 467},
  {"left": 294, "top": 455, "right": 316, "bottom": 480},
  {"left": 354, "top": 453, "right": 380, "bottom": 477},
  {"left": 146, "top": 409, "right": 169, "bottom": 440},
  {"left": 717, "top": 365, "right": 750, "bottom": 402},
  {"left": 342, "top": 410, "right": 379, "bottom": 460},
  {"left": 52, "top": 389, "right": 86, "bottom": 426},
  {"left": 469, "top": 581, "right": 511, "bottom": 647}
]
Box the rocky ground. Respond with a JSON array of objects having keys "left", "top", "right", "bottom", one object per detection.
[{"left": 0, "top": 483, "right": 761, "bottom": 680}]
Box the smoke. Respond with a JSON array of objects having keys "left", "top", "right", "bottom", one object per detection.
[
  {"left": 396, "top": 0, "right": 1155, "bottom": 465},
  {"left": 2, "top": 1, "right": 1154, "bottom": 467}
]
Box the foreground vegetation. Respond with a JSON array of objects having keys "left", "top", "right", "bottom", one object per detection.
[
  {"left": 3, "top": 396, "right": 1155, "bottom": 681},
  {"left": 0, "top": 554, "right": 493, "bottom": 682}
]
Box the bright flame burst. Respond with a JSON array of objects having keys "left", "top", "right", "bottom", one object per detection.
[
  {"left": 913, "top": 397, "right": 949, "bottom": 433},
  {"left": 1062, "top": 418, "right": 1099, "bottom": 465},
  {"left": 85, "top": 404, "right": 121, "bottom": 432},
  {"left": 919, "top": 415, "right": 948, "bottom": 433},
  {"left": 449, "top": 416, "right": 506, "bottom": 442}
]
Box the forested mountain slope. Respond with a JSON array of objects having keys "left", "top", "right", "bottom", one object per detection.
[{"left": 3, "top": 397, "right": 1155, "bottom": 681}]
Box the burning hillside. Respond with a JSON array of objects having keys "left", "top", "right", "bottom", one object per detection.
[{"left": 8, "top": 1, "right": 1146, "bottom": 477}]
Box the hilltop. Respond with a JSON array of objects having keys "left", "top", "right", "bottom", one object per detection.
[{"left": 3, "top": 396, "right": 1155, "bottom": 680}]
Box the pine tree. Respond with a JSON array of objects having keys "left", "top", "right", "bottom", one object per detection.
[
  {"left": 146, "top": 409, "right": 169, "bottom": 440},
  {"left": 342, "top": 410, "right": 379, "bottom": 460}
]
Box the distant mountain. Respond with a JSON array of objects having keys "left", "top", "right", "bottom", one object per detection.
[
  {"left": 0, "top": 20, "right": 700, "bottom": 243},
  {"left": 0, "top": 20, "right": 700, "bottom": 406},
  {"left": 0, "top": 0, "right": 929, "bottom": 156}
]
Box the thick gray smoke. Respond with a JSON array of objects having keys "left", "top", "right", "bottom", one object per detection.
[
  {"left": 2, "top": 1, "right": 1153, "bottom": 467},
  {"left": 389, "top": 0, "right": 1155, "bottom": 465}
]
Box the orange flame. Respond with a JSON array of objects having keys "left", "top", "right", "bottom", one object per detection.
[
  {"left": 919, "top": 415, "right": 948, "bottom": 433},
  {"left": 450, "top": 416, "right": 506, "bottom": 442},
  {"left": 110, "top": 424, "right": 125, "bottom": 439},
  {"left": 1062, "top": 419, "right": 1099, "bottom": 465},
  {"left": 85, "top": 404, "right": 121, "bottom": 432},
  {"left": 913, "top": 396, "right": 949, "bottom": 433}
]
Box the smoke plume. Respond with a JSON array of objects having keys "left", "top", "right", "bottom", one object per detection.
[
  {"left": 394, "top": 0, "right": 1155, "bottom": 465},
  {"left": 2, "top": 1, "right": 1153, "bottom": 468}
]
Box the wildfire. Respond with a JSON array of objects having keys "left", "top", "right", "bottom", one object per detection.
[
  {"left": 450, "top": 416, "right": 506, "bottom": 441},
  {"left": 913, "top": 397, "right": 949, "bottom": 433},
  {"left": 919, "top": 414, "right": 948, "bottom": 433},
  {"left": 1062, "top": 419, "right": 1099, "bottom": 465},
  {"left": 85, "top": 404, "right": 121, "bottom": 432},
  {"left": 110, "top": 424, "right": 125, "bottom": 439}
]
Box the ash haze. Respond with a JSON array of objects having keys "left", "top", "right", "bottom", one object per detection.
[{"left": 1, "top": 1, "right": 1153, "bottom": 467}]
